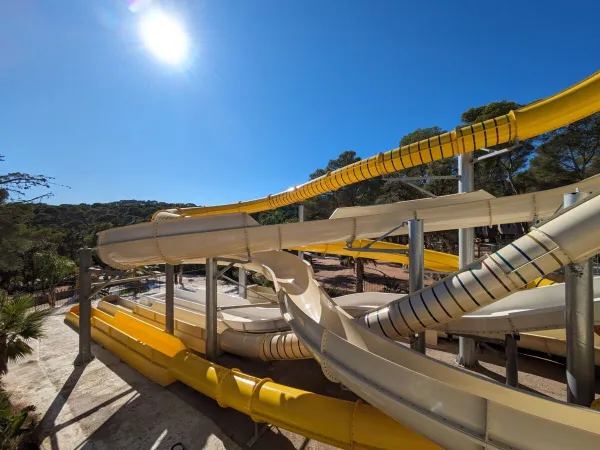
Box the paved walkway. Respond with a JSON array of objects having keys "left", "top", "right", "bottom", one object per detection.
[
  {"left": 3, "top": 312, "right": 240, "bottom": 450},
  {"left": 4, "top": 310, "right": 344, "bottom": 450}
]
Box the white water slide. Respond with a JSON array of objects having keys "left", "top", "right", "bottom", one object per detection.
[{"left": 96, "top": 180, "right": 600, "bottom": 449}]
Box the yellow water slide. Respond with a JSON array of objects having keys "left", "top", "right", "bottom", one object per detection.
[
  {"left": 294, "top": 239, "right": 558, "bottom": 287},
  {"left": 154, "top": 70, "right": 600, "bottom": 219},
  {"left": 294, "top": 239, "right": 458, "bottom": 272},
  {"left": 65, "top": 305, "right": 438, "bottom": 449}
]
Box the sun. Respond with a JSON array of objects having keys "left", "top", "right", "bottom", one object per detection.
[{"left": 139, "top": 11, "right": 190, "bottom": 65}]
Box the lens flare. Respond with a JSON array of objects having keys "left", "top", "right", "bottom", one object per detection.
[{"left": 139, "top": 11, "right": 189, "bottom": 65}]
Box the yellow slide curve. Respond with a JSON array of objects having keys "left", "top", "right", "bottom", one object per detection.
[
  {"left": 295, "top": 239, "right": 558, "bottom": 288},
  {"left": 65, "top": 305, "right": 438, "bottom": 449},
  {"left": 153, "top": 70, "right": 600, "bottom": 219}
]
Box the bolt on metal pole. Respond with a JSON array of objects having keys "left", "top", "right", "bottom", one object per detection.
[
  {"left": 457, "top": 152, "right": 478, "bottom": 368},
  {"left": 238, "top": 268, "right": 247, "bottom": 299},
  {"left": 75, "top": 248, "right": 94, "bottom": 366},
  {"left": 564, "top": 191, "right": 594, "bottom": 406},
  {"left": 505, "top": 334, "right": 518, "bottom": 387},
  {"left": 165, "top": 264, "right": 175, "bottom": 334},
  {"left": 298, "top": 203, "right": 305, "bottom": 260},
  {"left": 206, "top": 258, "right": 219, "bottom": 362},
  {"left": 409, "top": 219, "right": 426, "bottom": 353}
]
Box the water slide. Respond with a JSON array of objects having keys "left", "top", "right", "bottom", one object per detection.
[
  {"left": 151, "top": 70, "right": 600, "bottom": 219},
  {"left": 98, "top": 175, "right": 600, "bottom": 268},
  {"left": 81, "top": 71, "right": 600, "bottom": 448},
  {"left": 97, "top": 277, "right": 600, "bottom": 366}
]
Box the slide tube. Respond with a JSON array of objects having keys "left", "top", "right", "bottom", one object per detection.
[
  {"left": 98, "top": 298, "right": 312, "bottom": 361},
  {"left": 153, "top": 70, "right": 600, "bottom": 219},
  {"left": 294, "top": 239, "right": 459, "bottom": 273},
  {"left": 362, "top": 191, "right": 600, "bottom": 338},
  {"left": 247, "top": 252, "right": 600, "bottom": 449},
  {"left": 98, "top": 175, "right": 600, "bottom": 268},
  {"left": 66, "top": 305, "right": 438, "bottom": 449}
]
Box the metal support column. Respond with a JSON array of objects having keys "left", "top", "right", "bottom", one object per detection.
[
  {"left": 409, "top": 219, "right": 425, "bottom": 353},
  {"left": 238, "top": 268, "right": 247, "bottom": 299},
  {"left": 206, "top": 258, "right": 219, "bottom": 362},
  {"left": 457, "top": 152, "right": 478, "bottom": 368},
  {"left": 298, "top": 203, "right": 305, "bottom": 260},
  {"left": 505, "top": 334, "right": 518, "bottom": 387},
  {"left": 564, "top": 191, "right": 595, "bottom": 406},
  {"left": 75, "top": 248, "right": 94, "bottom": 366},
  {"left": 165, "top": 264, "right": 175, "bottom": 334}
]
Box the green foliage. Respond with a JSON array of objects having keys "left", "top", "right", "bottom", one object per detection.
[
  {"left": 0, "top": 199, "right": 197, "bottom": 292},
  {"left": 378, "top": 127, "right": 456, "bottom": 204},
  {"left": 0, "top": 291, "right": 50, "bottom": 374},
  {"left": 0, "top": 155, "right": 54, "bottom": 204},
  {"left": 525, "top": 113, "right": 600, "bottom": 189},
  {"left": 253, "top": 205, "right": 299, "bottom": 225},
  {"left": 305, "top": 150, "right": 383, "bottom": 220},
  {"left": 33, "top": 252, "right": 76, "bottom": 305},
  {"left": 461, "top": 101, "right": 534, "bottom": 196},
  {"left": 0, "top": 389, "right": 36, "bottom": 448}
]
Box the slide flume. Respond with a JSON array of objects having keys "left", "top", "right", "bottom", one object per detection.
[
  {"left": 98, "top": 175, "right": 600, "bottom": 268},
  {"left": 89, "top": 69, "right": 600, "bottom": 448},
  {"left": 152, "top": 70, "right": 600, "bottom": 219}
]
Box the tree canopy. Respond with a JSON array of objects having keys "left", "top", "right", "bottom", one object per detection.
[{"left": 3, "top": 104, "right": 600, "bottom": 294}]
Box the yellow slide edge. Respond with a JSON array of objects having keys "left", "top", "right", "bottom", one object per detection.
[
  {"left": 154, "top": 70, "right": 600, "bottom": 219},
  {"left": 66, "top": 305, "right": 439, "bottom": 449}
]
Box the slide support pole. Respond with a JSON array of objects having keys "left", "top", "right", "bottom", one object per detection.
[
  {"left": 75, "top": 248, "right": 94, "bottom": 366},
  {"left": 457, "top": 152, "right": 478, "bottom": 368},
  {"left": 165, "top": 264, "right": 175, "bottom": 334},
  {"left": 409, "top": 219, "right": 425, "bottom": 353},
  {"left": 298, "top": 203, "right": 305, "bottom": 260},
  {"left": 505, "top": 334, "right": 519, "bottom": 387},
  {"left": 564, "top": 191, "right": 595, "bottom": 406},
  {"left": 206, "top": 258, "right": 219, "bottom": 362},
  {"left": 238, "top": 268, "right": 247, "bottom": 299}
]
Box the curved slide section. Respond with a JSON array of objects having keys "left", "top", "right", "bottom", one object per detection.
[
  {"left": 98, "top": 176, "right": 600, "bottom": 268},
  {"left": 294, "top": 239, "right": 459, "bottom": 273},
  {"left": 152, "top": 70, "right": 600, "bottom": 219},
  {"left": 435, "top": 278, "right": 600, "bottom": 336},
  {"left": 251, "top": 250, "right": 600, "bottom": 449},
  {"left": 360, "top": 192, "right": 600, "bottom": 338},
  {"left": 65, "top": 304, "right": 437, "bottom": 449}
]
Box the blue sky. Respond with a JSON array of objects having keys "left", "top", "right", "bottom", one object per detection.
[{"left": 2, "top": 0, "right": 599, "bottom": 206}]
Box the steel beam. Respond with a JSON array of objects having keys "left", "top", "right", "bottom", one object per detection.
[
  {"left": 505, "top": 334, "right": 519, "bottom": 387},
  {"left": 206, "top": 258, "right": 219, "bottom": 362},
  {"left": 165, "top": 264, "right": 175, "bottom": 334},
  {"left": 564, "top": 191, "right": 594, "bottom": 406},
  {"left": 457, "top": 152, "right": 478, "bottom": 368},
  {"left": 75, "top": 248, "right": 94, "bottom": 366},
  {"left": 298, "top": 203, "right": 305, "bottom": 260},
  {"left": 409, "top": 219, "right": 425, "bottom": 353},
  {"left": 238, "top": 267, "right": 247, "bottom": 299}
]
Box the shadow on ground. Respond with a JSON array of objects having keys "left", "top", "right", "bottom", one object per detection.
[
  {"left": 167, "top": 353, "right": 358, "bottom": 450},
  {"left": 54, "top": 323, "right": 351, "bottom": 449}
]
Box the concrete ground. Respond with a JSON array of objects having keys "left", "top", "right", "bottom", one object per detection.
[
  {"left": 3, "top": 310, "right": 349, "bottom": 450},
  {"left": 5, "top": 305, "right": 599, "bottom": 449}
]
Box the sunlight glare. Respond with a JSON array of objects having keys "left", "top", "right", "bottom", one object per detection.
[{"left": 139, "top": 11, "right": 189, "bottom": 65}]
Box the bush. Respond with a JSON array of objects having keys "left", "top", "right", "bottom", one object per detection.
[{"left": 0, "top": 390, "right": 37, "bottom": 449}]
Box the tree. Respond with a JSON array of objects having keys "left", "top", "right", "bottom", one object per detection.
[
  {"left": 0, "top": 290, "right": 49, "bottom": 374},
  {"left": 305, "top": 150, "right": 383, "bottom": 220},
  {"left": 525, "top": 113, "right": 600, "bottom": 189},
  {"left": 0, "top": 389, "right": 36, "bottom": 447},
  {"left": 0, "top": 155, "right": 55, "bottom": 203},
  {"left": 33, "top": 252, "right": 76, "bottom": 306},
  {"left": 378, "top": 127, "right": 457, "bottom": 205},
  {"left": 375, "top": 127, "right": 460, "bottom": 253},
  {"left": 460, "top": 101, "right": 534, "bottom": 196}
]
